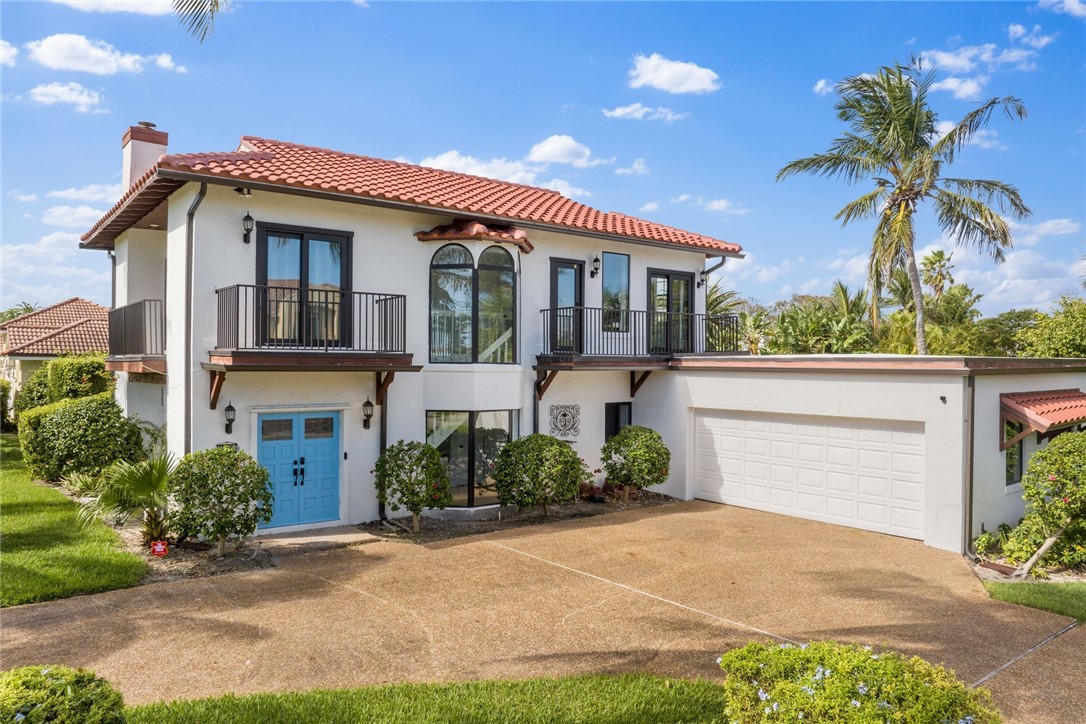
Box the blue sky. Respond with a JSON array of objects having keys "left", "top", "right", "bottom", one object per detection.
[{"left": 2, "top": 0, "right": 1084, "bottom": 316}]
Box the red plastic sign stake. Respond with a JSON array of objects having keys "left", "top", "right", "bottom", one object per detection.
[{"left": 150, "top": 540, "right": 168, "bottom": 557}]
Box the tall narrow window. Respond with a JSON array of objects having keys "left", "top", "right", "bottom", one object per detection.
[
  {"left": 1005, "top": 421, "right": 1024, "bottom": 485},
  {"left": 477, "top": 246, "right": 515, "bottom": 363},
  {"left": 430, "top": 245, "right": 474, "bottom": 362},
  {"left": 602, "top": 252, "right": 630, "bottom": 332}
]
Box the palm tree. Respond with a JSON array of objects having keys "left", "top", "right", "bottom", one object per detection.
[
  {"left": 777, "top": 62, "right": 1030, "bottom": 354},
  {"left": 173, "top": 0, "right": 228, "bottom": 42},
  {"left": 920, "top": 250, "right": 955, "bottom": 299},
  {"left": 706, "top": 280, "right": 744, "bottom": 316},
  {"left": 79, "top": 455, "right": 175, "bottom": 544}
]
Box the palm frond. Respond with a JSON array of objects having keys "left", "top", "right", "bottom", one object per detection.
[
  {"left": 173, "top": 0, "right": 227, "bottom": 42},
  {"left": 931, "top": 188, "right": 1013, "bottom": 261},
  {"left": 931, "top": 95, "right": 1028, "bottom": 163},
  {"left": 834, "top": 188, "right": 886, "bottom": 226},
  {"left": 938, "top": 178, "right": 1031, "bottom": 218}
]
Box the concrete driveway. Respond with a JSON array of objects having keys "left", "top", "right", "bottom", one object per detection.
[{"left": 2, "top": 501, "right": 1079, "bottom": 722}]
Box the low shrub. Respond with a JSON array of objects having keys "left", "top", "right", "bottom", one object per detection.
[
  {"left": 494, "top": 434, "right": 589, "bottom": 516},
  {"left": 600, "top": 425, "right": 671, "bottom": 503},
  {"left": 0, "top": 379, "right": 10, "bottom": 431},
  {"left": 18, "top": 393, "right": 143, "bottom": 481},
  {"left": 46, "top": 355, "right": 111, "bottom": 403},
  {"left": 0, "top": 665, "right": 125, "bottom": 723},
  {"left": 13, "top": 366, "right": 51, "bottom": 418},
  {"left": 171, "top": 447, "right": 273, "bottom": 556},
  {"left": 374, "top": 440, "right": 452, "bottom": 533},
  {"left": 999, "top": 517, "right": 1086, "bottom": 572},
  {"left": 718, "top": 641, "right": 1001, "bottom": 723}
]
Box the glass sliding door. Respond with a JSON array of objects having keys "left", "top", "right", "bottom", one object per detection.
[
  {"left": 648, "top": 270, "right": 694, "bottom": 354},
  {"left": 426, "top": 410, "right": 513, "bottom": 507},
  {"left": 550, "top": 259, "right": 584, "bottom": 353}
]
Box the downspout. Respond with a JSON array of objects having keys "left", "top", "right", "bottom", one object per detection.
[
  {"left": 183, "top": 182, "right": 207, "bottom": 455},
  {"left": 378, "top": 381, "right": 388, "bottom": 520},
  {"left": 963, "top": 375, "right": 977, "bottom": 556},
  {"left": 108, "top": 251, "right": 116, "bottom": 308},
  {"left": 703, "top": 256, "right": 725, "bottom": 279}
]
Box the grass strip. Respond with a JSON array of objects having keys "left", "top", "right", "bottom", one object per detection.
[{"left": 983, "top": 580, "right": 1086, "bottom": 621}]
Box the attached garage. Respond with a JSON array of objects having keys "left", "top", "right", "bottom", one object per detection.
[{"left": 693, "top": 411, "right": 924, "bottom": 539}]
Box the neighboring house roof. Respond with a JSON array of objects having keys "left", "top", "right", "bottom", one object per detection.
[
  {"left": 0, "top": 298, "right": 109, "bottom": 357},
  {"left": 1000, "top": 388, "right": 1086, "bottom": 432},
  {"left": 81, "top": 136, "right": 743, "bottom": 257}
]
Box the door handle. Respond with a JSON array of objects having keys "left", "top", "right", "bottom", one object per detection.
[
  {"left": 299, "top": 466, "right": 305, "bottom": 486},
  {"left": 292, "top": 468, "right": 298, "bottom": 486}
]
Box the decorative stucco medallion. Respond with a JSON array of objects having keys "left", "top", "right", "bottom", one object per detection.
[{"left": 549, "top": 404, "right": 580, "bottom": 438}]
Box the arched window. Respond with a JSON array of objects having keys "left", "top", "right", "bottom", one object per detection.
[
  {"left": 477, "top": 246, "right": 515, "bottom": 363},
  {"left": 429, "top": 244, "right": 516, "bottom": 363}
]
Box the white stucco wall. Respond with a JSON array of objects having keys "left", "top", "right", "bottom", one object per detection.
[{"left": 114, "top": 229, "right": 167, "bottom": 308}]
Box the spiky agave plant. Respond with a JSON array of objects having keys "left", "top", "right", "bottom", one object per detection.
[{"left": 79, "top": 454, "right": 175, "bottom": 544}]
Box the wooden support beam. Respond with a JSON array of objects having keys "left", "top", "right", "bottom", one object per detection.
[
  {"left": 999, "top": 411, "right": 1032, "bottom": 451},
  {"left": 536, "top": 370, "right": 559, "bottom": 400},
  {"left": 630, "top": 370, "right": 652, "bottom": 398},
  {"left": 376, "top": 371, "right": 396, "bottom": 406},
  {"left": 208, "top": 370, "right": 226, "bottom": 410}
]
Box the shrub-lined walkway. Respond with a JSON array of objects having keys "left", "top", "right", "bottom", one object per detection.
[{"left": 0, "top": 434, "right": 146, "bottom": 607}]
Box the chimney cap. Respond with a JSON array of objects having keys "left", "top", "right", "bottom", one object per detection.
[{"left": 138, "top": 121, "right": 157, "bottom": 129}]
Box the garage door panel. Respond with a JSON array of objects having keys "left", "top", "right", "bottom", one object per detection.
[{"left": 694, "top": 410, "right": 925, "bottom": 541}]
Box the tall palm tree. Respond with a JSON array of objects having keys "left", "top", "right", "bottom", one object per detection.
[
  {"left": 706, "top": 280, "right": 744, "bottom": 316},
  {"left": 777, "top": 62, "right": 1030, "bottom": 354},
  {"left": 173, "top": 0, "right": 228, "bottom": 42},
  {"left": 920, "top": 250, "right": 955, "bottom": 299}
]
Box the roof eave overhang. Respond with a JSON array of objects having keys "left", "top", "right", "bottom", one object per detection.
[{"left": 83, "top": 168, "right": 743, "bottom": 257}]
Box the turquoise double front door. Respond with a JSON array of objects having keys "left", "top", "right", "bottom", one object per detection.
[{"left": 257, "top": 411, "right": 341, "bottom": 529}]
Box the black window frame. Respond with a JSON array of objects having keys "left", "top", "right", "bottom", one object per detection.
[
  {"left": 604, "top": 402, "right": 632, "bottom": 440},
  {"left": 1004, "top": 420, "right": 1024, "bottom": 486},
  {"left": 426, "top": 409, "right": 514, "bottom": 507},
  {"left": 428, "top": 244, "right": 517, "bottom": 364},
  {"left": 601, "top": 251, "right": 630, "bottom": 333}
]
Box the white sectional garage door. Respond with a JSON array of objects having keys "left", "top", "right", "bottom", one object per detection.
[{"left": 694, "top": 410, "right": 925, "bottom": 540}]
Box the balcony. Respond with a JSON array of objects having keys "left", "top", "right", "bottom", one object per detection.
[
  {"left": 537, "top": 306, "right": 743, "bottom": 370},
  {"left": 105, "top": 299, "right": 165, "bottom": 375},
  {"left": 208, "top": 284, "right": 416, "bottom": 372}
]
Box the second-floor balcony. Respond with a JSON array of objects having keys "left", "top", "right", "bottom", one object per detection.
[
  {"left": 210, "top": 284, "right": 413, "bottom": 371},
  {"left": 538, "top": 306, "right": 742, "bottom": 368},
  {"left": 106, "top": 299, "right": 166, "bottom": 374}
]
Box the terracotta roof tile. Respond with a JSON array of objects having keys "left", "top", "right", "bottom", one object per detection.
[
  {"left": 1, "top": 297, "right": 109, "bottom": 357},
  {"left": 1001, "top": 389, "right": 1086, "bottom": 432},
  {"left": 0, "top": 297, "right": 107, "bottom": 331},
  {"left": 415, "top": 219, "right": 534, "bottom": 253},
  {"left": 4, "top": 319, "right": 109, "bottom": 357},
  {"left": 82, "top": 136, "right": 743, "bottom": 257}
]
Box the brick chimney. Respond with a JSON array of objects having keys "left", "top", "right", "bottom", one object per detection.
[{"left": 122, "top": 122, "right": 168, "bottom": 189}]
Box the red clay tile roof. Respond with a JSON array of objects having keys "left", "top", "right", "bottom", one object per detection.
[
  {"left": 1, "top": 298, "right": 109, "bottom": 357},
  {"left": 81, "top": 137, "right": 742, "bottom": 256},
  {"left": 415, "top": 219, "right": 534, "bottom": 253},
  {"left": 1001, "top": 389, "right": 1086, "bottom": 432}
]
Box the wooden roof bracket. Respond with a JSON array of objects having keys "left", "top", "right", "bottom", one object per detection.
[
  {"left": 630, "top": 370, "right": 652, "bottom": 398},
  {"left": 999, "top": 408, "right": 1033, "bottom": 451},
  {"left": 209, "top": 369, "right": 226, "bottom": 410},
  {"left": 536, "top": 370, "right": 558, "bottom": 400},
  {"left": 376, "top": 370, "right": 396, "bottom": 406}
]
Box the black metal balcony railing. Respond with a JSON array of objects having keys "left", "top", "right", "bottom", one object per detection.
[
  {"left": 109, "top": 299, "right": 165, "bottom": 356},
  {"left": 215, "top": 284, "right": 406, "bottom": 353},
  {"left": 540, "top": 306, "right": 740, "bottom": 357}
]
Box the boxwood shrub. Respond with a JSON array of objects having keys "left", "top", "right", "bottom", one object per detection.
[
  {"left": 46, "top": 354, "right": 111, "bottom": 402},
  {"left": 13, "top": 366, "right": 51, "bottom": 418},
  {"left": 494, "top": 433, "right": 589, "bottom": 516},
  {"left": 0, "top": 665, "right": 125, "bottom": 723},
  {"left": 18, "top": 392, "right": 143, "bottom": 481},
  {"left": 600, "top": 425, "right": 671, "bottom": 502},
  {"left": 718, "top": 641, "right": 1001, "bottom": 723}
]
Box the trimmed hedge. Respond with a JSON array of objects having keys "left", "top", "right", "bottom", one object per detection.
[
  {"left": 18, "top": 393, "right": 143, "bottom": 481},
  {"left": 0, "top": 665, "right": 125, "bottom": 723},
  {"left": 47, "top": 355, "right": 111, "bottom": 403},
  {"left": 600, "top": 425, "right": 671, "bottom": 492},
  {"left": 0, "top": 379, "right": 10, "bottom": 431},
  {"left": 494, "top": 434, "right": 589, "bottom": 516},
  {"left": 13, "top": 366, "right": 51, "bottom": 418}
]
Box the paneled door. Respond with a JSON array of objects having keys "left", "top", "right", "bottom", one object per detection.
[
  {"left": 648, "top": 270, "right": 694, "bottom": 354},
  {"left": 257, "top": 411, "right": 340, "bottom": 528},
  {"left": 550, "top": 259, "right": 584, "bottom": 353}
]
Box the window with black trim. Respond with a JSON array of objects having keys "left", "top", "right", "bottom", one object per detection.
[
  {"left": 602, "top": 252, "right": 630, "bottom": 332},
  {"left": 426, "top": 410, "right": 514, "bottom": 506},
  {"left": 1004, "top": 420, "right": 1024, "bottom": 485},
  {"left": 605, "top": 402, "right": 632, "bottom": 440},
  {"left": 429, "top": 244, "right": 515, "bottom": 363}
]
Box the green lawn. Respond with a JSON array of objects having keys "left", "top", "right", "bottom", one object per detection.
[
  {"left": 128, "top": 675, "right": 728, "bottom": 724},
  {"left": 0, "top": 433, "right": 147, "bottom": 607},
  {"left": 984, "top": 581, "right": 1086, "bottom": 621}
]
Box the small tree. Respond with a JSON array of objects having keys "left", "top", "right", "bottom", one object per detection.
[
  {"left": 171, "top": 447, "right": 273, "bottom": 556},
  {"left": 494, "top": 434, "right": 588, "bottom": 516},
  {"left": 77, "top": 454, "right": 174, "bottom": 544},
  {"left": 374, "top": 440, "right": 451, "bottom": 533},
  {"left": 600, "top": 425, "right": 671, "bottom": 503},
  {"left": 1011, "top": 431, "right": 1086, "bottom": 578}
]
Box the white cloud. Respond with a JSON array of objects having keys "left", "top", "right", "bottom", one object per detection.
[
  {"left": 8, "top": 191, "right": 39, "bottom": 202},
  {"left": 627, "top": 53, "right": 720, "bottom": 94},
  {"left": 931, "top": 75, "right": 989, "bottom": 100},
  {"left": 616, "top": 158, "right": 649, "bottom": 176},
  {"left": 0, "top": 230, "right": 111, "bottom": 310},
  {"left": 701, "top": 198, "right": 749, "bottom": 215},
  {"left": 1006, "top": 217, "right": 1082, "bottom": 246},
  {"left": 29, "top": 82, "right": 102, "bottom": 112},
  {"left": 41, "top": 204, "right": 106, "bottom": 227},
  {"left": 25, "top": 34, "right": 185, "bottom": 75},
  {"left": 1008, "top": 23, "right": 1056, "bottom": 48},
  {"left": 934, "top": 120, "right": 1007, "bottom": 149},
  {"left": 419, "top": 150, "right": 539, "bottom": 185},
  {"left": 1038, "top": 0, "right": 1086, "bottom": 18},
  {"left": 825, "top": 250, "right": 870, "bottom": 285},
  {"left": 46, "top": 183, "right": 122, "bottom": 202},
  {"left": 920, "top": 43, "right": 1039, "bottom": 75},
  {"left": 353, "top": 0, "right": 370, "bottom": 6},
  {"left": 720, "top": 253, "right": 803, "bottom": 284},
  {"left": 602, "top": 102, "right": 687, "bottom": 122},
  {"left": 1, "top": 39, "right": 17, "bottom": 67},
  {"left": 669, "top": 194, "right": 691, "bottom": 203},
  {"left": 541, "top": 178, "right": 590, "bottom": 198},
  {"left": 639, "top": 201, "right": 660, "bottom": 212},
  {"left": 49, "top": 0, "right": 172, "bottom": 14},
  {"left": 812, "top": 79, "right": 833, "bottom": 95},
  {"left": 527, "top": 134, "right": 611, "bottom": 168}
]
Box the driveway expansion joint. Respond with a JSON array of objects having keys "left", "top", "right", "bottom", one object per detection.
[{"left": 971, "top": 621, "right": 1079, "bottom": 688}]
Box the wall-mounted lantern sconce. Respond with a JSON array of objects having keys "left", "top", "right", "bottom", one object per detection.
[
  {"left": 696, "top": 269, "right": 709, "bottom": 288},
  {"left": 224, "top": 402, "right": 236, "bottom": 434},
  {"left": 242, "top": 212, "right": 255, "bottom": 244},
  {"left": 234, "top": 187, "right": 253, "bottom": 197},
  {"left": 362, "top": 398, "right": 375, "bottom": 429},
  {"left": 590, "top": 255, "right": 601, "bottom": 278}
]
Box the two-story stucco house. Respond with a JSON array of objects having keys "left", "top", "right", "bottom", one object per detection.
[{"left": 84, "top": 124, "right": 1086, "bottom": 553}]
